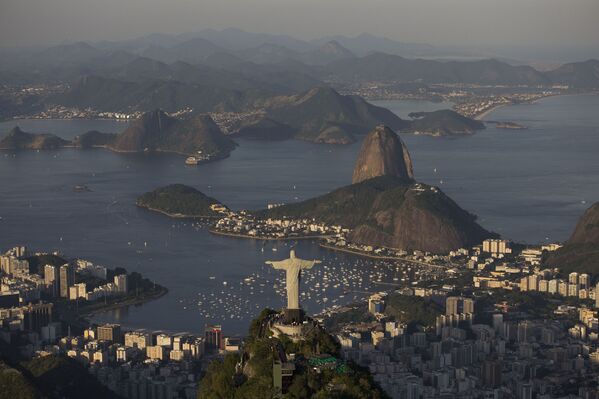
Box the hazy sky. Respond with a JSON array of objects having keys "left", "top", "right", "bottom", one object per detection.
[{"left": 1, "top": 0, "right": 598, "bottom": 48}]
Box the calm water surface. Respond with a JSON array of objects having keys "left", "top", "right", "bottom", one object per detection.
[{"left": 1, "top": 95, "right": 598, "bottom": 334}]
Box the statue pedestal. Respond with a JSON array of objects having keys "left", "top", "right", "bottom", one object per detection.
[
  {"left": 269, "top": 312, "right": 317, "bottom": 342},
  {"left": 283, "top": 308, "right": 304, "bottom": 324},
  {"left": 270, "top": 322, "right": 310, "bottom": 342}
]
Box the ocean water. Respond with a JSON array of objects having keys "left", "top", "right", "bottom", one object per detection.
[{"left": 1, "top": 95, "right": 598, "bottom": 335}]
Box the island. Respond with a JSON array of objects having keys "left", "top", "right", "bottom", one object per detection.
[
  {"left": 494, "top": 121, "right": 528, "bottom": 130},
  {"left": 0, "top": 126, "right": 69, "bottom": 150},
  {"left": 136, "top": 184, "right": 228, "bottom": 218},
  {"left": 402, "top": 109, "right": 486, "bottom": 136},
  {"left": 0, "top": 110, "right": 238, "bottom": 163}
]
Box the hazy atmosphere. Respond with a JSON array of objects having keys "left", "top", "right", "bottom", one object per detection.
[
  {"left": 2, "top": 0, "right": 599, "bottom": 397},
  {"left": 1, "top": 0, "right": 598, "bottom": 51}
]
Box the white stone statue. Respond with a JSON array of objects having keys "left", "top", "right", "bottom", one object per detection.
[{"left": 266, "top": 249, "right": 321, "bottom": 311}]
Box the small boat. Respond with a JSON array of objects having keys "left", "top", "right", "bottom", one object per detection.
[{"left": 185, "top": 156, "right": 199, "bottom": 165}]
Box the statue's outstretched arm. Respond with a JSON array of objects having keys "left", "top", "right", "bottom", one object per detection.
[
  {"left": 300, "top": 260, "right": 321, "bottom": 270},
  {"left": 265, "top": 260, "right": 289, "bottom": 270}
]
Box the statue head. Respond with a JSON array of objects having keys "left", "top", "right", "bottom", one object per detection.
[{"left": 289, "top": 248, "right": 296, "bottom": 258}]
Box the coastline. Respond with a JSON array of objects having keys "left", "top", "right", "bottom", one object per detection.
[
  {"left": 209, "top": 228, "right": 334, "bottom": 241},
  {"left": 80, "top": 286, "right": 169, "bottom": 317},
  {"left": 0, "top": 143, "right": 232, "bottom": 164},
  {"left": 319, "top": 243, "right": 452, "bottom": 269},
  {"left": 473, "top": 91, "right": 599, "bottom": 121},
  {"left": 318, "top": 243, "right": 405, "bottom": 260},
  {"left": 474, "top": 104, "right": 509, "bottom": 121},
  {"left": 136, "top": 203, "right": 221, "bottom": 219}
]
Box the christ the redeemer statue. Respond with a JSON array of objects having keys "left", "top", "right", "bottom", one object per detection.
[{"left": 266, "top": 249, "right": 321, "bottom": 323}]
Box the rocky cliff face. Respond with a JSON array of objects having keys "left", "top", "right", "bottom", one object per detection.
[
  {"left": 111, "top": 110, "right": 176, "bottom": 152},
  {"left": 347, "top": 181, "right": 493, "bottom": 253},
  {"left": 259, "top": 175, "right": 493, "bottom": 254},
  {"left": 352, "top": 125, "right": 414, "bottom": 184},
  {"left": 568, "top": 202, "right": 599, "bottom": 245},
  {"left": 544, "top": 202, "right": 599, "bottom": 274}
]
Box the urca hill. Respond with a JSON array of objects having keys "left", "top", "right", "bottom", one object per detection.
[{"left": 258, "top": 125, "right": 494, "bottom": 253}]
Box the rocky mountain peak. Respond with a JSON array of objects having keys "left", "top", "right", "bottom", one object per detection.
[{"left": 352, "top": 125, "right": 414, "bottom": 184}]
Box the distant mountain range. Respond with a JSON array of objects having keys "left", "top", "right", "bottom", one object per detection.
[
  {"left": 53, "top": 82, "right": 488, "bottom": 143},
  {"left": 545, "top": 59, "right": 599, "bottom": 89},
  {"left": 2, "top": 29, "right": 598, "bottom": 89},
  {"left": 323, "top": 54, "right": 552, "bottom": 85},
  {"left": 53, "top": 75, "right": 274, "bottom": 113},
  {"left": 1, "top": 29, "right": 598, "bottom": 132}
]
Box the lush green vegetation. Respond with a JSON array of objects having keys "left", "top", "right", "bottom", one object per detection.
[
  {"left": 257, "top": 175, "right": 485, "bottom": 232},
  {"left": 198, "top": 309, "right": 387, "bottom": 399},
  {"left": 0, "top": 355, "right": 119, "bottom": 399},
  {"left": 544, "top": 202, "right": 599, "bottom": 275},
  {"left": 25, "top": 254, "right": 67, "bottom": 275},
  {"left": 0, "top": 127, "right": 69, "bottom": 150},
  {"left": 256, "top": 176, "right": 409, "bottom": 228},
  {"left": 474, "top": 290, "right": 589, "bottom": 324},
  {"left": 384, "top": 294, "right": 442, "bottom": 328},
  {"left": 322, "top": 304, "right": 374, "bottom": 332},
  {"left": 544, "top": 243, "right": 599, "bottom": 276},
  {"left": 137, "top": 184, "right": 224, "bottom": 217},
  {"left": 0, "top": 360, "right": 39, "bottom": 399},
  {"left": 256, "top": 175, "right": 493, "bottom": 253},
  {"left": 72, "top": 130, "right": 117, "bottom": 148}
]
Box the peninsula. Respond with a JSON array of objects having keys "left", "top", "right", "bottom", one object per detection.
[
  {"left": 136, "top": 184, "right": 227, "bottom": 218},
  {"left": 402, "top": 109, "right": 486, "bottom": 136},
  {"left": 257, "top": 125, "right": 494, "bottom": 253}
]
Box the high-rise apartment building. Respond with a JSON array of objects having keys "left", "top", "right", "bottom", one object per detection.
[{"left": 59, "top": 264, "right": 75, "bottom": 298}]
